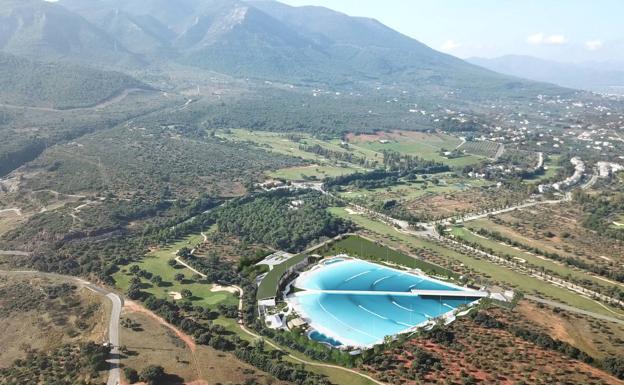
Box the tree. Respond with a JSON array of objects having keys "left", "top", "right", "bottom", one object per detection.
[
  {"left": 150, "top": 275, "right": 163, "bottom": 286},
  {"left": 177, "top": 247, "right": 192, "bottom": 259},
  {"left": 124, "top": 367, "right": 139, "bottom": 383},
  {"left": 139, "top": 365, "right": 165, "bottom": 385},
  {"left": 174, "top": 273, "right": 185, "bottom": 282},
  {"left": 181, "top": 289, "right": 193, "bottom": 299},
  {"left": 168, "top": 259, "right": 178, "bottom": 267}
]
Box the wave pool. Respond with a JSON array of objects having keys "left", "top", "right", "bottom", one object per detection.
[{"left": 287, "top": 258, "right": 482, "bottom": 348}]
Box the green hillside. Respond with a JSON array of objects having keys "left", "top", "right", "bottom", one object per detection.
[{"left": 0, "top": 53, "right": 148, "bottom": 109}]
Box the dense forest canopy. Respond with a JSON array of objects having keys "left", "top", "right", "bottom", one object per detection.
[{"left": 214, "top": 190, "right": 354, "bottom": 252}]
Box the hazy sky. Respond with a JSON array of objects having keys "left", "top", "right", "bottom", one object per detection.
[{"left": 279, "top": 0, "right": 624, "bottom": 63}]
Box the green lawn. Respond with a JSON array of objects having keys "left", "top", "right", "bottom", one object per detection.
[
  {"left": 525, "top": 155, "right": 562, "bottom": 182},
  {"left": 268, "top": 164, "right": 361, "bottom": 181},
  {"left": 113, "top": 234, "right": 238, "bottom": 308},
  {"left": 257, "top": 252, "right": 308, "bottom": 300},
  {"left": 320, "top": 234, "right": 455, "bottom": 278},
  {"left": 328, "top": 207, "right": 624, "bottom": 319},
  {"left": 450, "top": 226, "right": 618, "bottom": 291},
  {"left": 348, "top": 133, "right": 483, "bottom": 167},
  {"left": 218, "top": 129, "right": 318, "bottom": 160}
]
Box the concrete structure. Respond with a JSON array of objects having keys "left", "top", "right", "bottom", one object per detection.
[{"left": 256, "top": 251, "right": 296, "bottom": 270}]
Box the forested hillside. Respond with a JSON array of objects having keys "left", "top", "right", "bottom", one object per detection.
[
  {"left": 0, "top": 53, "right": 147, "bottom": 109},
  {"left": 18, "top": 124, "right": 303, "bottom": 199},
  {"left": 0, "top": 90, "right": 173, "bottom": 177}
]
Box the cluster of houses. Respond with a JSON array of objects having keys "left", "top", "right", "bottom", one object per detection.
[{"left": 539, "top": 157, "right": 586, "bottom": 193}]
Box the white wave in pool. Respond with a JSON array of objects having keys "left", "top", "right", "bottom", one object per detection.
[
  {"left": 392, "top": 300, "right": 414, "bottom": 312},
  {"left": 358, "top": 305, "right": 388, "bottom": 320},
  {"left": 344, "top": 270, "right": 372, "bottom": 282}
]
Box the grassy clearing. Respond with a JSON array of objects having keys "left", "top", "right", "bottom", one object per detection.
[
  {"left": 328, "top": 207, "right": 624, "bottom": 318},
  {"left": 113, "top": 234, "right": 238, "bottom": 309},
  {"left": 525, "top": 155, "right": 562, "bottom": 182},
  {"left": 450, "top": 226, "right": 619, "bottom": 290},
  {"left": 347, "top": 132, "right": 483, "bottom": 167},
  {"left": 219, "top": 129, "right": 317, "bottom": 160},
  {"left": 268, "top": 164, "right": 361, "bottom": 181}
]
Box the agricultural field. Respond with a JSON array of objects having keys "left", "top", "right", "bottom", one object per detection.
[
  {"left": 0, "top": 272, "right": 108, "bottom": 367},
  {"left": 328, "top": 206, "right": 624, "bottom": 318},
  {"left": 516, "top": 301, "right": 624, "bottom": 360},
  {"left": 457, "top": 140, "right": 502, "bottom": 159},
  {"left": 401, "top": 184, "right": 528, "bottom": 221},
  {"left": 469, "top": 204, "right": 624, "bottom": 274},
  {"left": 218, "top": 129, "right": 321, "bottom": 161},
  {"left": 223, "top": 129, "right": 490, "bottom": 170},
  {"left": 220, "top": 129, "right": 382, "bottom": 164},
  {"left": 332, "top": 170, "right": 525, "bottom": 223},
  {"left": 346, "top": 130, "right": 484, "bottom": 167},
  {"left": 113, "top": 234, "right": 239, "bottom": 309},
  {"left": 449, "top": 226, "right": 621, "bottom": 293}
]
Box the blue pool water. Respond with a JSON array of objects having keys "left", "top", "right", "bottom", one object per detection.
[
  {"left": 309, "top": 330, "right": 343, "bottom": 347},
  {"left": 290, "top": 259, "right": 480, "bottom": 347},
  {"left": 323, "top": 258, "right": 345, "bottom": 265}
]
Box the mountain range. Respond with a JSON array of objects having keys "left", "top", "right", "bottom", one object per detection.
[
  {"left": 469, "top": 55, "right": 624, "bottom": 94},
  {"left": 0, "top": 0, "right": 563, "bottom": 96}
]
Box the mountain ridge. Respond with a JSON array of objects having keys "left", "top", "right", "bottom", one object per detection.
[
  {"left": 0, "top": 0, "right": 569, "bottom": 96},
  {"left": 468, "top": 55, "right": 624, "bottom": 93}
]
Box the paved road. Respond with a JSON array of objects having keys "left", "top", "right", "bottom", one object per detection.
[
  {"left": 526, "top": 295, "right": 624, "bottom": 325},
  {"left": 80, "top": 283, "right": 123, "bottom": 385},
  {"left": 105, "top": 292, "right": 122, "bottom": 385}
]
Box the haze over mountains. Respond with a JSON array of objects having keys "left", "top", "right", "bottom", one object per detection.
[
  {"left": 469, "top": 55, "right": 624, "bottom": 95},
  {"left": 0, "top": 0, "right": 563, "bottom": 97}
]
